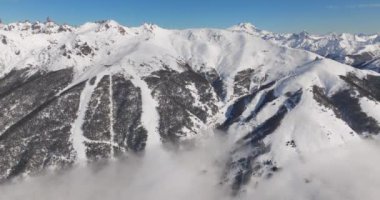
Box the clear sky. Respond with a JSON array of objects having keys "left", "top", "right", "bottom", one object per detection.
[{"left": 0, "top": 0, "right": 379, "bottom": 34}]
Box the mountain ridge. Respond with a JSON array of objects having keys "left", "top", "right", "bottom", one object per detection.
[
  {"left": 230, "top": 22, "right": 380, "bottom": 72},
  {"left": 2, "top": 19, "right": 379, "bottom": 72},
  {"left": 0, "top": 20, "right": 379, "bottom": 195}
]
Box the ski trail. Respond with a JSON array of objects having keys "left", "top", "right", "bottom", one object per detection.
[
  {"left": 125, "top": 66, "right": 161, "bottom": 152},
  {"left": 70, "top": 76, "right": 100, "bottom": 164}
]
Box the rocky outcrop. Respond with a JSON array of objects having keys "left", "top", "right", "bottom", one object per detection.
[
  {"left": 112, "top": 74, "right": 147, "bottom": 154},
  {"left": 0, "top": 68, "right": 81, "bottom": 180},
  {"left": 144, "top": 69, "right": 219, "bottom": 144},
  {"left": 0, "top": 68, "right": 150, "bottom": 180},
  {"left": 224, "top": 89, "right": 303, "bottom": 194},
  {"left": 313, "top": 73, "right": 380, "bottom": 136},
  {"left": 233, "top": 68, "right": 255, "bottom": 97}
]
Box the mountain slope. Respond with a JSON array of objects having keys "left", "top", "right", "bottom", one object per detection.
[
  {"left": 230, "top": 23, "right": 380, "bottom": 72},
  {"left": 0, "top": 21, "right": 379, "bottom": 194}
]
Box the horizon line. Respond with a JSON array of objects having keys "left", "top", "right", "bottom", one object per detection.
[{"left": 1, "top": 19, "right": 379, "bottom": 35}]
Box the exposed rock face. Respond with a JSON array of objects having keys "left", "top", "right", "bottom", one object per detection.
[
  {"left": 82, "top": 75, "right": 112, "bottom": 161},
  {"left": 0, "top": 69, "right": 73, "bottom": 135},
  {"left": 0, "top": 62, "right": 224, "bottom": 180},
  {"left": 111, "top": 74, "right": 147, "bottom": 154},
  {"left": 224, "top": 89, "right": 303, "bottom": 193},
  {"left": 313, "top": 73, "right": 380, "bottom": 136},
  {"left": 201, "top": 69, "right": 226, "bottom": 100},
  {"left": 0, "top": 68, "right": 150, "bottom": 180},
  {"left": 82, "top": 74, "right": 147, "bottom": 161},
  {"left": 244, "top": 89, "right": 276, "bottom": 122},
  {"left": 340, "top": 73, "right": 380, "bottom": 101},
  {"left": 144, "top": 69, "right": 219, "bottom": 144},
  {"left": 1, "top": 35, "right": 7, "bottom": 45},
  {"left": 347, "top": 52, "right": 377, "bottom": 69},
  {"left": 75, "top": 42, "right": 93, "bottom": 56},
  {"left": 331, "top": 90, "right": 380, "bottom": 135},
  {"left": 218, "top": 81, "right": 276, "bottom": 131},
  {"left": 233, "top": 68, "right": 255, "bottom": 97},
  {"left": 0, "top": 65, "right": 222, "bottom": 181},
  {"left": 0, "top": 68, "right": 81, "bottom": 180}
]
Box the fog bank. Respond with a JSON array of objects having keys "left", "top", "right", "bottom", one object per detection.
[{"left": 1, "top": 136, "right": 380, "bottom": 200}]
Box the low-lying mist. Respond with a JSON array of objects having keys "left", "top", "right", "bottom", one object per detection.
[
  {"left": 247, "top": 139, "right": 380, "bottom": 200},
  {"left": 0, "top": 135, "right": 233, "bottom": 200},
  {"left": 1, "top": 134, "right": 380, "bottom": 200}
]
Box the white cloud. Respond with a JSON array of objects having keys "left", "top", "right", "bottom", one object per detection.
[
  {"left": 242, "top": 139, "right": 380, "bottom": 200},
  {"left": 0, "top": 134, "right": 233, "bottom": 200},
  {"left": 0, "top": 135, "right": 380, "bottom": 200}
]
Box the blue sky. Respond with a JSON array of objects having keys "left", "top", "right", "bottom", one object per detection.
[{"left": 0, "top": 0, "right": 379, "bottom": 34}]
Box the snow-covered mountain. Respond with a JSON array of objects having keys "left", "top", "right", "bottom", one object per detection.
[
  {"left": 0, "top": 20, "right": 379, "bottom": 196},
  {"left": 230, "top": 23, "right": 380, "bottom": 72}
]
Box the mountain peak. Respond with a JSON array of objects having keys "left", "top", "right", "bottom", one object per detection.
[
  {"left": 230, "top": 22, "right": 258, "bottom": 32},
  {"left": 228, "top": 22, "right": 270, "bottom": 36},
  {"left": 0, "top": 20, "right": 67, "bottom": 33},
  {"left": 96, "top": 19, "right": 121, "bottom": 27},
  {"left": 94, "top": 19, "right": 128, "bottom": 34},
  {"left": 140, "top": 22, "right": 159, "bottom": 32},
  {"left": 299, "top": 30, "right": 309, "bottom": 36},
  {"left": 237, "top": 22, "right": 257, "bottom": 30}
]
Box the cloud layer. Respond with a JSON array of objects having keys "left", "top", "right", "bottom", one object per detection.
[{"left": 1, "top": 136, "right": 380, "bottom": 200}]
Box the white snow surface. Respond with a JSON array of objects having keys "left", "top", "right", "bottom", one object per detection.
[{"left": 230, "top": 23, "right": 380, "bottom": 71}]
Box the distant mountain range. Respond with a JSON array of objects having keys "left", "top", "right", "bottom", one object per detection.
[{"left": 230, "top": 23, "right": 380, "bottom": 72}]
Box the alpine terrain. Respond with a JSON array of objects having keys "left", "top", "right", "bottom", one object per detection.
[
  {"left": 231, "top": 23, "right": 380, "bottom": 72},
  {"left": 0, "top": 20, "right": 379, "bottom": 198}
]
